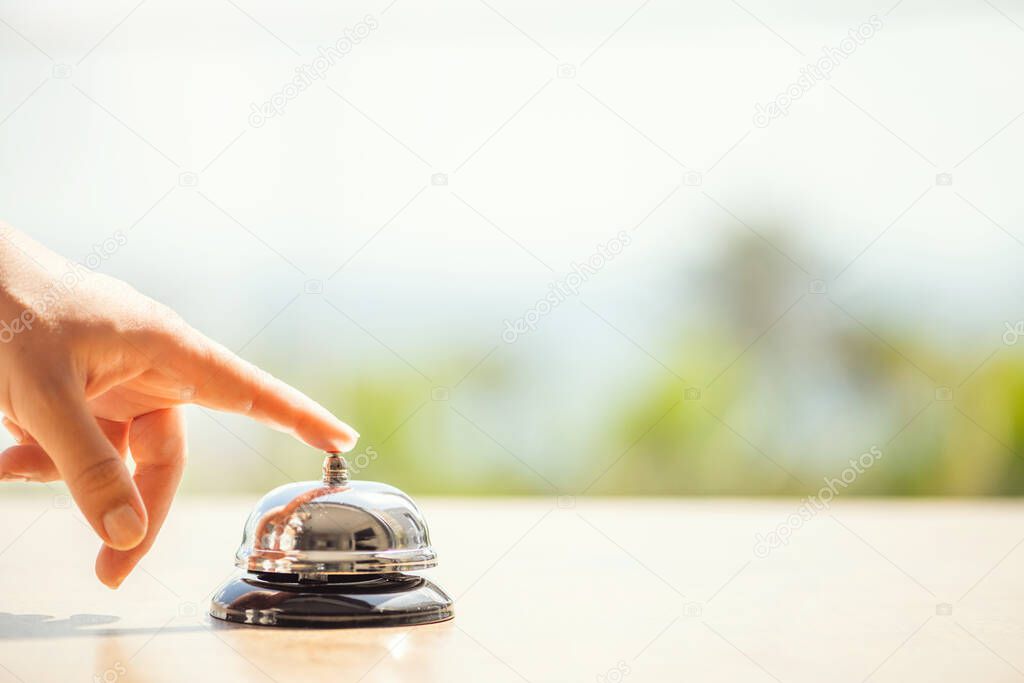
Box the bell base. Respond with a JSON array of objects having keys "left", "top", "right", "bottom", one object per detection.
[{"left": 209, "top": 572, "right": 454, "bottom": 628}]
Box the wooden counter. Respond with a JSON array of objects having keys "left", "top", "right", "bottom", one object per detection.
[{"left": 0, "top": 496, "right": 1022, "bottom": 682}]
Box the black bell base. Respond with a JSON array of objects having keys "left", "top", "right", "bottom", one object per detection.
[{"left": 209, "top": 572, "right": 454, "bottom": 628}]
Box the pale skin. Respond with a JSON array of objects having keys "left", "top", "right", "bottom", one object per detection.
[{"left": 0, "top": 227, "right": 359, "bottom": 588}]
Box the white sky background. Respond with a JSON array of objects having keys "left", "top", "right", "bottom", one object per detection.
[{"left": 1, "top": 0, "right": 1023, "bottom": 488}]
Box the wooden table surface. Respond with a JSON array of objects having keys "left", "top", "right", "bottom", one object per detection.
[{"left": 0, "top": 495, "right": 1022, "bottom": 682}]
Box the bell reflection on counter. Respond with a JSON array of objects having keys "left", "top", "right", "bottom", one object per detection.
[{"left": 209, "top": 453, "right": 453, "bottom": 628}]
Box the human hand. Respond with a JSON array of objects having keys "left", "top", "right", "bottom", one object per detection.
[{"left": 0, "top": 227, "right": 358, "bottom": 587}]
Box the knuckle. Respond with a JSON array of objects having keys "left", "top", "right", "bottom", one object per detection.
[
  {"left": 243, "top": 367, "right": 269, "bottom": 414},
  {"left": 120, "top": 297, "right": 188, "bottom": 345},
  {"left": 148, "top": 301, "right": 187, "bottom": 332},
  {"left": 70, "top": 457, "right": 126, "bottom": 497}
]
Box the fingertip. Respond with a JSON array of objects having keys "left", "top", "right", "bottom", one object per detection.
[
  {"left": 297, "top": 410, "right": 359, "bottom": 453},
  {"left": 0, "top": 444, "right": 59, "bottom": 482},
  {"left": 2, "top": 418, "right": 24, "bottom": 444},
  {"left": 95, "top": 547, "right": 127, "bottom": 589},
  {"left": 330, "top": 426, "right": 359, "bottom": 453},
  {"left": 320, "top": 428, "right": 359, "bottom": 454}
]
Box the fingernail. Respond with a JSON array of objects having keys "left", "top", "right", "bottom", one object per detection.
[
  {"left": 0, "top": 474, "right": 28, "bottom": 482},
  {"left": 103, "top": 504, "right": 145, "bottom": 549}
]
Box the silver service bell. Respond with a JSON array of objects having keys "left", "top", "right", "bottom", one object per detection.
[{"left": 209, "top": 453, "right": 453, "bottom": 628}]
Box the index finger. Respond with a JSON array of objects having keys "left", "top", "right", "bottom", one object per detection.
[{"left": 162, "top": 332, "right": 359, "bottom": 453}]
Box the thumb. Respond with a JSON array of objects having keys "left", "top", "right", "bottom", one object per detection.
[{"left": 21, "top": 382, "right": 147, "bottom": 551}]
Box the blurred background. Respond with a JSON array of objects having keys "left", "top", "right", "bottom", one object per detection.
[{"left": 2, "top": 0, "right": 1023, "bottom": 497}]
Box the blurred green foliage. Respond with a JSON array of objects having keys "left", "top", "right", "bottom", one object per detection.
[
  {"left": 232, "top": 334, "right": 1024, "bottom": 498},
  {"left": 186, "top": 228, "right": 1024, "bottom": 497}
]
